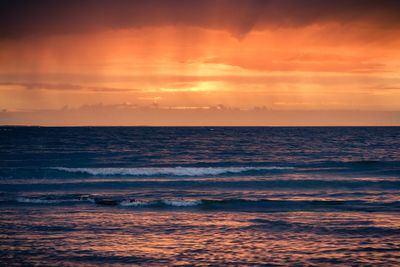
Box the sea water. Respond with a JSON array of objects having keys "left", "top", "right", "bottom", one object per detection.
[{"left": 1, "top": 127, "right": 399, "bottom": 266}]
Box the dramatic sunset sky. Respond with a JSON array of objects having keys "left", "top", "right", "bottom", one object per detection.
[{"left": 0, "top": 0, "right": 399, "bottom": 125}]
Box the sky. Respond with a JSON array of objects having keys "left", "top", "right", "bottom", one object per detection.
[{"left": 0, "top": 0, "right": 400, "bottom": 126}]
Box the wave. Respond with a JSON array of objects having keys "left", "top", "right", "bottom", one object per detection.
[
  {"left": 50, "top": 166, "right": 294, "bottom": 177},
  {"left": 119, "top": 199, "right": 152, "bottom": 207},
  {"left": 16, "top": 197, "right": 63, "bottom": 204},
  {"left": 13, "top": 196, "right": 210, "bottom": 207},
  {"left": 120, "top": 199, "right": 202, "bottom": 207},
  {"left": 161, "top": 199, "right": 203, "bottom": 207},
  {"left": 10, "top": 196, "right": 400, "bottom": 212},
  {"left": 1, "top": 160, "right": 399, "bottom": 181},
  {"left": 15, "top": 195, "right": 94, "bottom": 204}
]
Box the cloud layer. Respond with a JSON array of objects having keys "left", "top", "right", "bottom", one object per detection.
[
  {"left": 1, "top": 1, "right": 399, "bottom": 125},
  {"left": 1, "top": 0, "right": 400, "bottom": 38}
]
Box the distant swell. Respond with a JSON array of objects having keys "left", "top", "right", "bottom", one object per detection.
[{"left": 51, "top": 166, "right": 294, "bottom": 176}]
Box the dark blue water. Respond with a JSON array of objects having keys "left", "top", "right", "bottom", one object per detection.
[{"left": 1, "top": 127, "right": 399, "bottom": 266}]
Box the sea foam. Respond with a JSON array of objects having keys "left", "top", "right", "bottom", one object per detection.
[{"left": 51, "top": 166, "right": 294, "bottom": 176}]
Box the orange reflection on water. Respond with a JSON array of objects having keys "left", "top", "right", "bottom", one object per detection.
[{"left": 2, "top": 207, "right": 399, "bottom": 266}]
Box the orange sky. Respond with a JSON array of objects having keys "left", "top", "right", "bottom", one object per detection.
[{"left": 0, "top": 0, "right": 400, "bottom": 125}]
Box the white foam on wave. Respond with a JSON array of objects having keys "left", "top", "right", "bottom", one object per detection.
[
  {"left": 16, "top": 197, "right": 64, "bottom": 204},
  {"left": 16, "top": 196, "right": 95, "bottom": 204},
  {"left": 162, "top": 199, "right": 202, "bottom": 207},
  {"left": 119, "top": 200, "right": 151, "bottom": 207},
  {"left": 81, "top": 196, "right": 96, "bottom": 203},
  {"left": 119, "top": 199, "right": 202, "bottom": 207},
  {"left": 52, "top": 166, "right": 294, "bottom": 176}
]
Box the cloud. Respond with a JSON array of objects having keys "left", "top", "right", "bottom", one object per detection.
[
  {"left": 204, "top": 56, "right": 388, "bottom": 74},
  {"left": 0, "top": 82, "right": 139, "bottom": 92},
  {"left": 2, "top": 73, "right": 400, "bottom": 89},
  {"left": 1, "top": 0, "right": 400, "bottom": 39}
]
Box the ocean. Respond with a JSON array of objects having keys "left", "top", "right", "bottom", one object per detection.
[{"left": 0, "top": 126, "right": 399, "bottom": 266}]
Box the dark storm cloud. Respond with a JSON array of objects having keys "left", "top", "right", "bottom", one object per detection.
[{"left": 1, "top": 0, "right": 400, "bottom": 38}]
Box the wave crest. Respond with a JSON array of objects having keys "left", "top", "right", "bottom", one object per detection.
[{"left": 51, "top": 166, "right": 294, "bottom": 177}]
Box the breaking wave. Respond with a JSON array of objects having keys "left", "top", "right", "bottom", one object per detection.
[
  {"left": 11, "top": 196, "right": 400, "bottom": 212},
  {"left": 51, "top": 166, "right": 294, "bottom": 177}
]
